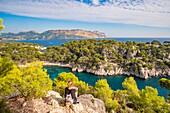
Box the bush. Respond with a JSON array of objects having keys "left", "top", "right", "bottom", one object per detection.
[
  {"left": 93, "top": 79, "right": 118, "bottom": 112},
  {"left": 151, "top": 40, "right": 161, "bottom": 45},
  {"left": 159, "top": 78, "right": 170, "bottom": 90}
]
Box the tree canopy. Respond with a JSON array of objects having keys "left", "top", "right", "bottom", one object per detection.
[
  {"left": 93, "top": 79, "right": 118, "bottom": 112},
  {"left": 0, "top": 19, "right": 5, "bottom": 34},
  {"left": 159, "top": 78, "right": 170, "bottom": 90}
]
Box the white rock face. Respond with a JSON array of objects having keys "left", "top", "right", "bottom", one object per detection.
[{"left": 85, "top": 66, "right": 169, "bottom": 79}]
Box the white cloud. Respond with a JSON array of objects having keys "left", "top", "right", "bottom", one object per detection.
[
  {"left": 0, "top": 0, "right": 170, "bottom": 27},
  {"left": 92, "top": 0, "right": 100, "bottom": 5}
]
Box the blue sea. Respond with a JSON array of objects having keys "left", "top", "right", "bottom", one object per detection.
[
  {"left": 8, "top": 38, "right": 170, "bottom": 99},
  {"left": 8, "top": 38, "right": 169, "bottom": 47}
]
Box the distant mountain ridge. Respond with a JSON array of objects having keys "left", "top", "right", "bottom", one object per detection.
[{"left": 0, "top": 29, "right": 106, "bottom": 40}]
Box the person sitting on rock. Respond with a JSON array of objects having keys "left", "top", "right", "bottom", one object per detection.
[{"left": 65, "top": 80, "right": 79, "bottom": 104}]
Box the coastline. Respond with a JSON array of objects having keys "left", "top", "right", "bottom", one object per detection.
[
  {"left": 42, "top": 62, "right": 170, "bottom": 79},
  {"left": 43, "top": 62, "right": 72, "bottom": 67},
  {"left": 2, "top": 37, "right": 106, "bottom": 41}
]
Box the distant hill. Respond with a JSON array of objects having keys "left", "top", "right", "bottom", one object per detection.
[{"left": 0, "top": 29, "right": 106, "bottom": 40}]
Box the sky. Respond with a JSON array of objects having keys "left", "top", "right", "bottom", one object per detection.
[{"left": 0, "top": 0, "right": 170, "bottom": 37}]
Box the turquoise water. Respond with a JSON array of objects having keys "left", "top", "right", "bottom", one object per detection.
[{"left": 44, "top": 66, "right": 170, "bottom": 99}]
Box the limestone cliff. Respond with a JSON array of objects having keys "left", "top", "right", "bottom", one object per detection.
[{"left": 71, "top": 66, "right": 170, "bottom": 79}]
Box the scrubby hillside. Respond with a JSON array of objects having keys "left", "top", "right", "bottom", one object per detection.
[{"left": 0, "top": 39, "right": 169, "bottom": 79}]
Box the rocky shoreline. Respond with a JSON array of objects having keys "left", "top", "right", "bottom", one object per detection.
[{"left": 43, "top": 62, "right": 170, "bottom": 79}]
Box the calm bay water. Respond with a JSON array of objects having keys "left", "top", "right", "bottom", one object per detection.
[
  {"left": 8, "top": 38, "right": 170, "bottom": 99},
  {"left": 45, "top": 66, "right": 170, "bottom": 99}
]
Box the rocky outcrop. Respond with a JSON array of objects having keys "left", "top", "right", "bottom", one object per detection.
[{"left": 7, "top": 91, "right": 106, "bottom": 113}]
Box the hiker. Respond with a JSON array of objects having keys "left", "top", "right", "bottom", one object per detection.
[
  {"left": 65, "top": 80, "right": 79, "bottom": 113},
  {"left": 65, "top": 80, "right": 78, "bottom": 104}
]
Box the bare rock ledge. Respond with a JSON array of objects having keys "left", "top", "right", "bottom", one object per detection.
[{"left": 7, "top": 91, "right": 106, "bottom": 113}]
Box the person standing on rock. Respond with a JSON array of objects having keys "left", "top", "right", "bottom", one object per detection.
[{"left": 65, "top": 80, "right": 79, "bottom": 104}]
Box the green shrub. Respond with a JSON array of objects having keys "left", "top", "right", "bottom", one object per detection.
[{"left": 93, "top": 79, "right": 118, "bottom": 112}]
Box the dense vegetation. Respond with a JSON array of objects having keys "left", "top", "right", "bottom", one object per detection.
[
  {"left": 0, "top": 39, "right": 169, "bottom": 78},
  {"left": 0, "top": 41, "right": 42, "bottom": 64},
  {"left": 47, "top": 39, "right": 170, "bottom": 72},
  {"left": 0, "top": 57, "right": 169, "bottom": 112}
]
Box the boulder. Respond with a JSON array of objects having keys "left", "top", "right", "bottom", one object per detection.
[{"left": 78, "top": 94, "right": 106, "bottom": 113}]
